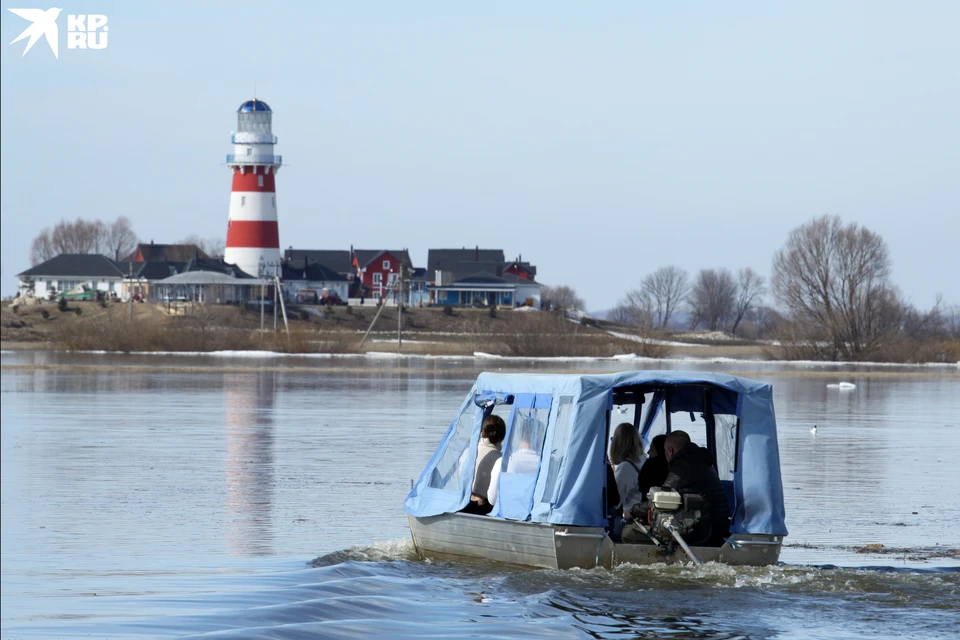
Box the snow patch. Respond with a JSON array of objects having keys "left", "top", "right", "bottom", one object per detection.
[{"left": 606, "top": 330, "right": 708, "bottom": 347}]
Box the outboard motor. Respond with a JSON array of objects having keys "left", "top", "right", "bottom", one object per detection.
[
  {"left": 643, "top": 487, "right": 707, "bottom": 565},
  {"left": 647, "top": 488, "right": 706, "bottom": 541}
]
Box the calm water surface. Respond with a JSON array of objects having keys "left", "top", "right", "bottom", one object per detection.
[{"left": 2, "top": 351, "right": 958, "bottom": 639}]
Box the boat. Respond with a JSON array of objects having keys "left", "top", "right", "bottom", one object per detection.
[{"left": 405, "top": 370, "right": 787, "bottom": 569}]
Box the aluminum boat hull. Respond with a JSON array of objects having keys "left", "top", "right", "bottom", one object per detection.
[{"left": 409, "top": 513, "right": 782, "bottom": 569}]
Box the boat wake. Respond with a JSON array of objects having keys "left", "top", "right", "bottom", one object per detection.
[
  {"left": 310, "top": 539, "right": 420, "bottom": 566},
  {"left": 6, "top": 542, "right": 957, "bottom": 640}
]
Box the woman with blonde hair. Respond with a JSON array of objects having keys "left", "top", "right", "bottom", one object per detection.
[{"left": 609, "top": 422, "right": 647, "bottom": 532}]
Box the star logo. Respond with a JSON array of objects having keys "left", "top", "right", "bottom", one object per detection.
[{"left": 7, "top": 7, "right": 62, "bottom": 59}]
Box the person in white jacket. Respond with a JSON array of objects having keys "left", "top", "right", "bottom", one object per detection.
[
  {"left": 609, "top": 422, "right": 647, "bottom": 535},
  {"left": 463, "top": 415, "right": 506, "bottom": 514}
]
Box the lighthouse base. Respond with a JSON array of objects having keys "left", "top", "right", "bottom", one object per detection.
[{"left": 224, "top": 247, "right": 282, "bottom": 280}]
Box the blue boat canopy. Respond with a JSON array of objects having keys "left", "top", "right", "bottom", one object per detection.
[{"left": 404, "top": 370, "right": 787, "bottom": 535}]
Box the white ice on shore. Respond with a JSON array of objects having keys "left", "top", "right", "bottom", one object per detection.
[
  {"left": 47, "top": 349, "right": 958, "bottom": 369},
  {"left": 605, "top": 330, "right": 708, "bottom": 347}
]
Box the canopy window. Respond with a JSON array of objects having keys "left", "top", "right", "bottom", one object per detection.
[{"left": 496, "top": 393, "right": 552, "bottom": 520}]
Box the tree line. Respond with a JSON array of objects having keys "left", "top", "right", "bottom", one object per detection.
[
  {"left": 29, "top": 217, "right": 225, "bottom": 265},
  {"left": 605, "top": 265, "right": 768, "bottom": 336},
  {"left": 30, "top": 217, "right": 139, "bottom": 264},
  {"left": 547, "top": 214, "right": 958, "bottom": 362}
]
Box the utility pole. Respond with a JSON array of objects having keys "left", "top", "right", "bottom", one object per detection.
[
  {"left": 273, "top": 263, "right": 278, "bottom": 333},
  {"left": 397, "top": 266, "right": 403, "bottom": 350},
  {"left": 128, "top": 261, "right": 134, "bottom": 323},
  {"left": 359, "top": 274, "right": 400, "bottom": 348},
  {"left": 259, "top": 258, "right": 265, "bottom": 333}
]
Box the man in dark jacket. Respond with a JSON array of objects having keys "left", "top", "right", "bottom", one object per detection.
[
  {"left": 624, "top": 430, "right": 730, "bottom": 546},
  {"left": 661, "top": 430, "right": 731, "bottom": 546}
]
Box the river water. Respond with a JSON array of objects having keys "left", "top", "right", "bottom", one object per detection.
[{"left": 2, "top": 350, "right": 958, "bottom": 639}]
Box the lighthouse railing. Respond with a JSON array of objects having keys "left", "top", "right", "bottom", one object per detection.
[{"left": 226, "top": 154, "right": 282, "bottom": 165}]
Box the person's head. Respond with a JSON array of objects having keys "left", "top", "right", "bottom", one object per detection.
[
  {"left": 609, "top": 422, "right": 642, "bottom": 465},
  {"left": 648, "top": 434, "right": 666, "bottom": 459},
  {"left": 482, "top": 415, "right": 506, "bottom": 445},
  {"left": 664, "top": 430, "right": 691, "bottom": 463}
]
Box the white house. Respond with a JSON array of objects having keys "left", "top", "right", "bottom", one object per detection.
[{"left": 18, "top": 254, "right": 128, "bottom": 299}]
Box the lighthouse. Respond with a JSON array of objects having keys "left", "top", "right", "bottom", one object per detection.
[{"left": 224, "top": 99, "right": 282, "bottom": 279}]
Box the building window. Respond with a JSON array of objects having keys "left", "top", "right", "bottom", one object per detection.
[
  {"left": 382, "top": 260, "right": 390, "bottom": 269},
  {"left": 246, "top": 147, "right": 252, "bottom": 155},
  {"left": 373, "top": 273, "right": 382, "bottom": 284},
  {"left": 241, "top": 196, "right": 246, "bottom": 206},
  {"left": 258, "top": 175, "right": 264, "bottom": 187},
  {"left": 388, "top": 273, "right": 398, "bottom": 284},
  {"left": 272, "top": 196, "right": 276, "bottom": 208},
  {"left": 373, "top": 292, "right": 381, "bottom": 300}
]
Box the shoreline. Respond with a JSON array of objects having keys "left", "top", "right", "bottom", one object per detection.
[
  {"left": 3, "top": 345, "right": 957, "bottom": 376},
  {"left": 4, "top": 301, "right": 957, "bottom": 368}
]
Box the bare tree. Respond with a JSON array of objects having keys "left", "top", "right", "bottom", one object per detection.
[
  {"left": 641, "top": 265, "right": 688, "bottom": 329},
  {"left": 541, "top": 285, "right": 585, "bottom": 313},
  {"left": 30, "top": 217, "right": 138, "bottom": 264},
  {"left": 610, "top": 289, "right": 654, "bottom": 329},
  {"left": 29, "top": 229, "right": 55, "bottom": 265},
  {"left": 106, "top": 216, "right": 139, "bottom": 260},
  {"left": 688, "top": 268, "right": 736, "bottom": 331},
  {"left": 178, "top": 235, "right": 225, "bottom": 259},
  {"left": 730, "top": 267, "right": 766, "bottom": 335},
  {"left": 752, "top": 305, "right": 783, "bottom": 339},
  {"left": 772, "top": 215, "right": 906, "bottom": 360},
  {"left": 945, "top": 304, "right": 960, "bottom": 339},
  {"left": 203, "top": 237, "right": 225, "bottom": 259}
]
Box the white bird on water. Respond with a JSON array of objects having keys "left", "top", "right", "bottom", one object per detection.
[{"left": 810, "top": 424, "right": 818, "bottom": 435}]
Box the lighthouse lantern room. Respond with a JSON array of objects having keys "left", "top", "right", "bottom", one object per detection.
[{"left": 224, "top": 98, "right": 282, "bottom": 279}]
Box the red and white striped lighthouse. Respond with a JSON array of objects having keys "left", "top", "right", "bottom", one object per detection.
[{"left": 224, "top": 98, "right": 282, "bottom": 279}]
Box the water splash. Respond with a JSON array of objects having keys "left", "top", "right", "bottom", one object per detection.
[{"left": 310, "top": 539, "right": 419, "bottom": 566}]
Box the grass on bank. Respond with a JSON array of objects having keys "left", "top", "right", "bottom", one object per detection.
[
  {"left": 8, "top": 299, "right": 955, "bottom": 362},
  {"left": 26, "top": 302, "right": 670, "bottom": 358}
]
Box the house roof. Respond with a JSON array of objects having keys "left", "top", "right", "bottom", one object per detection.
[
  {"left": 183, "top": 257, "right": 254, "bottom": 279},
  {"left": 505, "top": 260, "right": 537, "bottom": 277},
  {"left": 427, "top": 248, "right": 506, "bottom": 278},
  {"left": 156, "top": 271, "right": 267, "bottom": 286},
  {"left": 18, "top": 254, "right": 126, "bottom": 278},
  {"left": 20, "top": 253, "right": 254, "bottom": 282},
  {"left": 431, "top": 271, "right": 541, "bottom": 289},
  {"left": 282, "top": 258, "right": 349, "bottom": 282},
  {"left": 458, "top": 272, "right": 539, "bottom": 285},
  {"left": 353, "top": 249, "right": 412, "bottom": 269},
  {"left": 284, "top": 249, "right": 353, "bottom": 274},
  {"left": 132, "top": 261, "right": 185, "bottom": 280},
  {"left": 124, "top": 243, "right": 209, "bottom": 262}
]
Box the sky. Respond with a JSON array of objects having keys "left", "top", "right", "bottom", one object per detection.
[{"left": 1, "top": 1, "right": 958, "bottom": 311}]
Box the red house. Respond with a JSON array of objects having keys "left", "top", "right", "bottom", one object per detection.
[
  {"left": 503, "top": 255, "right": 537, "bottom": 281},
  {"left": 352, "top": 249, "right": 413, "bottom": 300}
]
